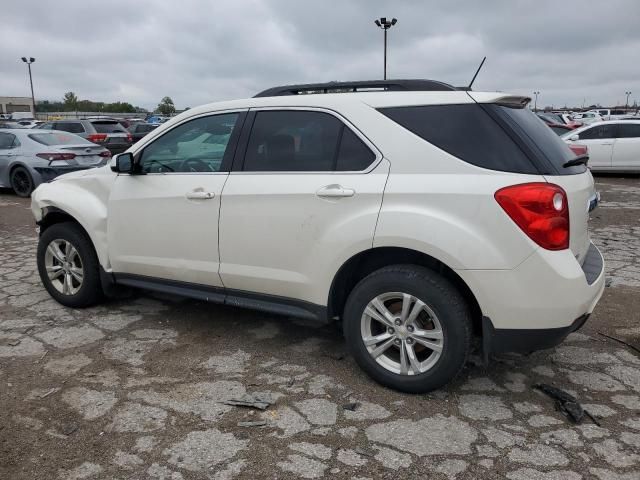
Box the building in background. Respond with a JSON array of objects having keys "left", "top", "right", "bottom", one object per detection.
[{"left": 0, "top": 96, "right": 35, "bottom": 117}]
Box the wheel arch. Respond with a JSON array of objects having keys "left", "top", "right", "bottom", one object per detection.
[{"left": 327, "top": 246, "right": 483, "bottom": 335}]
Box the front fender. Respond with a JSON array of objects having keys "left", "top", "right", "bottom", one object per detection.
[{"left": 31, "top": 167, "right": 116, "bottom": 268}]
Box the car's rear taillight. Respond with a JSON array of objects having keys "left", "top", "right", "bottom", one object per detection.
[
  {"left": 87, "top": 133, "right": 107, "bottom": 143},
  {"left": 126, "top": 133, "right": 133, "bottom": 143},
  {"left": 568, "top": 144, "right": 588, "bottom": 157},
  {"left": 495, "top": 183, "right": 569, "bottom": 251},
  {"left": 99, "top": 150, "right": 112, "bottom": 158},
  {"left": 36, "top": 153, "right": 76, "bottom": 161}
]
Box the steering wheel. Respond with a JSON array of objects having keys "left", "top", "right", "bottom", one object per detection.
[{"left": 180, "top": 158, "right": 211, "bottom": 172}]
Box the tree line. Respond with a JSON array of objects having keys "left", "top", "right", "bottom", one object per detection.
[{"left": 36, "top": 92, "right": 179, "bottom": 115}]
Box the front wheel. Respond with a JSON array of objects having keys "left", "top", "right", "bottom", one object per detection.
[
  {"left": 343, "top": 265, "right": 472, "bottom": 393},
  {"left": 37, "top": 222, "right": 104, "bottom": 308}
]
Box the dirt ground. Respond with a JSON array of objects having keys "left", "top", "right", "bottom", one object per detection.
[{"left": 0, "top": 176, "right": 639, "bottom": 480}]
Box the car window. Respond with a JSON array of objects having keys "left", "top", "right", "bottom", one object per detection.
[
  {"left": 29, "top": 132, "right": 91, "bottom": 146},
  {"left": 336, "top": 128, "right": 376, "bottom": 171},
  {"left": 39, "top": 122, "right": 54, "bottom": 129},
  {"left": 140, "top": 113, "right": 239, "bottom": 173},
  {"left": 617, "top": 124, "right": 640, "bottom": 138},
  {"left": 0, "top": 132, "right": 16, "bottom": 149},
  {"left": 55, "top": 122, "right": 85, "bottom": 134},
  {"left": 92, "top": 122, "right": 126, "bottom": 133},
  {"left": 579, "top": 125, "right": 615, "bottom": 140},
  {"left": 379, "top": 104, "right": 539, "bottom": 174},
  {"left": 138, "top": 124, "right": 157, "bottom": 134},
  {"left": 550, "top": 126, "right": 569, "bottom": 136},
  {"left": 243, "top": 110, "right": 342, "bottom": 172}
]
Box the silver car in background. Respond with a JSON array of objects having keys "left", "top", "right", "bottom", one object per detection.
[{"left": 0, "top": 129, "right": 111, "bottom": 197}]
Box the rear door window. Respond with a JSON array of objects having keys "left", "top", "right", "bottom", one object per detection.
[
  {"left": 0, "top": 132, "right": 16, "bottom": 149},
  {"left": 379, "top": 104, "right": 538, "bottom": 174},
  {"left": 335, "top": 128, "right": 376, "bottom": 171},
  {"left": 617, "top": 124, "right": 640, "bottom": 138}
]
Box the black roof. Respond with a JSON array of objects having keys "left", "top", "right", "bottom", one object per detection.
[{"left": 254, "top": 79, "right": 458, "bottom": 98}]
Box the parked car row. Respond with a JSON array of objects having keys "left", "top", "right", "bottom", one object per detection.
[{"left": 0, "top": 129, "right": 111, "bottom": 196}]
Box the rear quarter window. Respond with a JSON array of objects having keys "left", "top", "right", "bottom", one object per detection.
[{"left": 378, "top": 104, "right": 538, "bottom": 174}]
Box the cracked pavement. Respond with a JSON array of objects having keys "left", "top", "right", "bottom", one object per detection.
[{"left": 1, "top": 176, "right": 639, "bottom": 480}]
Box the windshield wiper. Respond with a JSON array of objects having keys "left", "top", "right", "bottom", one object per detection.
[{"left": 563, "top": 154, "right": 589, "bottom": 168}]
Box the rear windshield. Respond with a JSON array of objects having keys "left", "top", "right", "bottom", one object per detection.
[
  {"left": 379, "top": 103, "right": 584, "bottom": 175},
  {"left": 92, "top": 121, "right": 126, "bottom": 133},
  {"left": 28, "top": 132, "right": 91, "bottom": 146}
]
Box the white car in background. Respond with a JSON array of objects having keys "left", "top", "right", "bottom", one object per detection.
[
  {"left": 563, "top": 120, "right": 640, "bottom": 172},
  {"left": 571, "top": 112, "right": 603, "bottom": 125}
]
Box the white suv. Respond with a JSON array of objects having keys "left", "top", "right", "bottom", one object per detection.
[{"left": 31, "top": 80, "right": 605, "bottom": 392}]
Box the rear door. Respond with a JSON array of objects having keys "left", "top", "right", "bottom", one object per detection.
[
  {"left": 218, "top": 108, "right": 388, "bottom": 305},
  {"left": 612, "top": 123, "right": 640, "bottom": 170},
  {"left": 574, "top": 124, "right": 616, "bottom": 169}
]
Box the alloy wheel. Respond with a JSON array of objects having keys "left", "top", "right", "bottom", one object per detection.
[
  {"left": 44, "top": 239, "right": 84, "bottom": 295},
  {"left": 360, "top": 292, "right": 444, "bottom": 375}
]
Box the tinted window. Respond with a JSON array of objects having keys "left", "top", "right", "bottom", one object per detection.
[
  {"left": 0, "top": 132, "right": 15, "bottom": 149},
  {"left": 137, "top": 124, "right": 157, "bottom": 134},
  {"left": 336, "top": 128, "right": 376, "bottom": 171},
  {"left": 140, "top": 113, "right": 239, "bottom": 173},
  {"left": 617, "top": 124, "right": 640, "bottom": 138},
  {"left": 92, "top": 122, "right": 125, "bottom": 133},
  {"left": 379, "top": 104, "right": 538, "bottom": 174},
  {"left": 243, "top": 111, "right": 342, "bottom": 171},
  {"left": 493, "top": 105, "right": 583, "bottom": 174},
  {"left": 29, "top": 132, "right": 91, "bottom": 146},
  {"left": 39, "top": 122, "right": 54, "bottom": 129},
  {"left": 56, "top": 122, "right": 85, "bottom": 134},
  {"left": 579, "top": 125, "right": 615, "bottom": 140},
  {"left": 551, "top": 126, "right": 569, "bottom": 136}
]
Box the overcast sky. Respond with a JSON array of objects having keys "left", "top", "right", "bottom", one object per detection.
[{"left": 2, "top": 0, "right": 639, "bottom": 111}]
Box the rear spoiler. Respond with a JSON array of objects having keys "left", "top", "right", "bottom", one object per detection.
[{"left": 492, "top": 96, "right": 532, "bottom": 109}]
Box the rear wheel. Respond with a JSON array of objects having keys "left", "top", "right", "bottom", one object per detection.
[
  {"left": 37, "top": 222, "right": 103, "bottom": 307},
  {"left": 10, "top": 166, "right": 34, "bottom": 197},
  {"left": 343, "top": 265, "right": 472, "bottom": 393}
]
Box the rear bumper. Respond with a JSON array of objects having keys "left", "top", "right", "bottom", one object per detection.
[
  {"left": 34, "top": 164, "right": 106, "bottom": 183},
  {"left": 458, "top": 241, "right": 605, "bottom": 333},
  {"left": 482, "top": 314, "right": 589, "bottom": 356}
]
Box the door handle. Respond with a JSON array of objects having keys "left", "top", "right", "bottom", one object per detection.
[
  {"left": 316, "top": 184, "right": 356, "bottom": 198},
  {"left": 185, "top": 190, "right": 215, "bottom": 200}
]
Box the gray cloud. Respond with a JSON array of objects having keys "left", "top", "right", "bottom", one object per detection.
[{"left": 2, "top": 0, "right": 639, "bottom": 110}]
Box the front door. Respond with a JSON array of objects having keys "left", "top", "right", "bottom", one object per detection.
[
  {"left": 107, "top": 111, "right": 245, "bottom": 286},
  {"left": 218, "top": 109, "right": 389, "bottom": 305},
  {"left": 575, "top": 123, "right": 615, "bottom": 169}
]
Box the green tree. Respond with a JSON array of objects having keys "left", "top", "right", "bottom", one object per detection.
[
  {"left": 157, "top": 96, "right": 176, "bottom": 116},
  {"left": 63, "top": 91, "right": 78, "bottom": 111}
]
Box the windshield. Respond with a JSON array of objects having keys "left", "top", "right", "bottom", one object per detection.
[{"left": 28, "top": 132, "right": 91, "bottom": 146}]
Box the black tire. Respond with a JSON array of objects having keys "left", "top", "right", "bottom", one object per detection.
[
  {"left": 10, "top": 166, "right": 34, "bottom": 197},
  {"left": 343, "top": 264, "right": 472, "bottom": 393},
  {"left": 37, "top": 222, "right": 104, "bottom": 308}
]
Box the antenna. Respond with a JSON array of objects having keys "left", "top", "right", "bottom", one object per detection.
[{"left": 468, "top": 56, "right": 486, "bottom": 90}]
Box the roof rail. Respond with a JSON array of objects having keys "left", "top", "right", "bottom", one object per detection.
[{"left": 253, "top": 79, "right": 458, "bottom": 98}]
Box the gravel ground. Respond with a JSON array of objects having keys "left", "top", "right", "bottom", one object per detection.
[{"left": 0, "top": 176, "right": 639, "bottom": 480}]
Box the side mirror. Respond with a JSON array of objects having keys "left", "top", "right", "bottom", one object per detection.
[
  {"left": 569, "top": 134, "right": 579, "bottom": 142},
  {"left": 110, "top": 152, "right": 134, "bottom": 173}
]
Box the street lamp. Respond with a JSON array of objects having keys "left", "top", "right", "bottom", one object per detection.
[
  {"left": 374, "top": 17, "right": 397, "bottom": 80},
  {"left": 533, "top": 91, "right": 540, "bottom": 112},
  {"left": 625, "top": 91, "right": 632, "bottom": 110},
  {"left": 21, "top": 57, "right": 36, "bottom": 115}
]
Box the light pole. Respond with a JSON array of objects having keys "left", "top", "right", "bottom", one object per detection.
[
  {"left": 21, "top": 57, "right": 36, "bottom": 115},
  {"left": 533, "top": 91, "right": 540, "bottom": 112},
  {"left": 625, "top": 91, "right": 632, "bottom": 110},
  {"left": 374, "top": 17, "right": 397, "bottom": 80}
]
